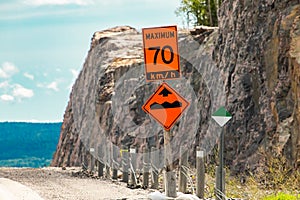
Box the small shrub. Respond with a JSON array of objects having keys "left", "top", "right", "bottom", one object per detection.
[{"left": 262, "top": 192, "right": 297, "bottom": 200}]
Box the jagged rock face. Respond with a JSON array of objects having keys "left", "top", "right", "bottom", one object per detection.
[
  {"left": 52, "top": 0, "right": 300, "bottom": 173},
  {"left": 51, "top": 94, "right": 86, "bottom": 167},
  {"left": 215, "top": 0, "right": 300, "bottom": 171},
  {"left": 52, "top": 26, "right": 145, "bottom": 167},
  {"left": 52, "top": 25, "right": 221, "bottom": 168}
]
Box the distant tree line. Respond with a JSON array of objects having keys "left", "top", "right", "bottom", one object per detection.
[
  {"left": 0, "top": 122, "right": 61, "bottom": 168},
  {"left": 175, "top": 0, "right": 223, "bottom": 27}
]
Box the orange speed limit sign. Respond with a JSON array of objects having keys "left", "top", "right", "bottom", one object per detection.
[{"left": 142, "top": 25, "right": 180, "bottom": 81}]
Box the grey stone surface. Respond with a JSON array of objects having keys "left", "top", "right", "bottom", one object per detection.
[{"left": 52, "top": 0, "right": 300, "bottom": 173}]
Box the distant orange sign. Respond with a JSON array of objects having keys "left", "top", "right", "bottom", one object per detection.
[
  {"left": 142, "top": 26, "right": 180, "bottom": 81},
  {"left": 142, "top": 83, "right": 189, "bottom": 130}
]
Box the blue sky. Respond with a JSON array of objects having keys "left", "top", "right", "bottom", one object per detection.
[{"left": 0, "top": 0, "right": 182, "bottom": 122}]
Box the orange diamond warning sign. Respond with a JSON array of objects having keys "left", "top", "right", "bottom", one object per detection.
[
  {"left": 142, "top": 25, "right": 180, "bottom": 81},
  {"left": 142, "top": 82, "right": 189, "bottom": 130}
]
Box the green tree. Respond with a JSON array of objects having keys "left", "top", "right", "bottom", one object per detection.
[{"left": 175, "top": 0, "right": 221, "bottom": 27}]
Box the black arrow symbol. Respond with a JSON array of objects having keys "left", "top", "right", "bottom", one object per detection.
[{"left": 159, "top": 87, "right": 172, "bottom": 97}]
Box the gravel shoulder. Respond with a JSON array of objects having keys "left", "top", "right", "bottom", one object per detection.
[{"left": 0, "top": 167, "right": 149, "bottom": 200}]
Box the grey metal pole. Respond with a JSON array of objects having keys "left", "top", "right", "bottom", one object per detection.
[
  {"left": 143, "top": 147, "right": 150, "bottom": 188},
  {"left": 90, "top": 148, "right": 95, "bottom": 173},
  {"left": 105, "top": 144, "right": 111, "bottom": 179},
  {"left": 121, "top": 146, "right": 129, "bottom": 183},
  {"left": 97, "top": 145, "right": 104, "bottom": 177},
  {"left": 129, "top": 147, "right": 137, "bottom": 187},
  {"left": 179, "top": 146, "right": 188, "bottom": 193},
  {"left": 112, "top": 145, "right": 118, "bottom": 180},
  {"left": 150, "top": 147, "right": 159, "bottom": 189},
  {"left": 164, "top": 129, "right": 177, "bottom": 198},
  {"left": 98, "top": 160, "right": 104, "bottom": 177},
  {"left": 216, "top": 129, "right": 225, "bottom": 200},
  {"left": 196, "top": 147, "right": 205, "bottom": 198}
]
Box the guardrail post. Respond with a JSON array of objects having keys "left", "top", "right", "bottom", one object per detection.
[
  {"left": 97, "top": 145, "right": 104, "bottom": 177},
  {"left": 179, "top": 146, "right": 188, "bottom": 193},
  {"left": 105, "top": 144, "right": 111, "bottom": 178},
  {"left": 90, "top": 148, "right": 95, "bottom": 173},
  {"left": 121, "top": 146, "right": 129, "bottom": 183},
  {"left": 143, "top": 147, "right": 150, "bottom": 188},
  {"left": 150, "top": 147, "right": 159, "bottom": 189},
  {"left": 196, "top": 147, "right": 205, "bottom": 199},
  {"left": 112, "top": 145, "right": 118, "bottom": 180},
  {"left": 129, "top": 147, "right": 137, "bottom": 187}
]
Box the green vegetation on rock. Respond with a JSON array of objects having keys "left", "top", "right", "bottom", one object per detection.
[
  {"left": 262, "top": 193, "right": 299, "bottom": 200},
  {"left": 175, "top": 0, "right": 222, "bottom": 27}
]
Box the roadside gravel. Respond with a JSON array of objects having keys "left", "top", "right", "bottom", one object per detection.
[{"left": 0, "top": 167, "right": 148, "bottom": 200}]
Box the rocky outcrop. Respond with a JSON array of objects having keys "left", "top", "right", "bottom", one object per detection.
[
  {"left": 51, "top": 26, "right": 141, "bottom": 166},
  {"left": 51, "top": 25, "right": 221, "bottom": 169},
  {"left": 52, "top": 1, "right": 300, "bottom": 173},
  {"left": 51, "top": 92, "right": 86, "bottom": 167},
  {"left": 215, "top": 0, "right": 300, "bottom": 172}
]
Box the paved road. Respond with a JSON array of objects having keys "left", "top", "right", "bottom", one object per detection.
[{"left": 0, "top": 178, "right": 44, "bottom": 200}]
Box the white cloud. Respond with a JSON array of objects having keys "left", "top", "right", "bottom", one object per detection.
[
  {"left": 0, "top": 8, "right": 81, "bottom": 21},
  {"left": 0, "top": 81, "right": 9, "bottom": 88},
  {"left": 12, "top": 84, "right": 34, "bottom": 99},
  {"left": 0, "top": 94, "right": 14, "bottom": 102},
  {"left": 37, "top": 80, "right": 60, "bottom": 91},
  {"left": 23, "top": 0, "right": 94, "bottom": 6},
  {"left": 23, "top": 72, "right": 34, "bottom": 80},
  {"left": 47, "top": 81, "right": 59, "bottom": 91},
  {"left": 36, "top": 83, "right": 44, "bottom": 88},
  {"left": 0, "top": 62, "right": 19, "bottom": 79}
]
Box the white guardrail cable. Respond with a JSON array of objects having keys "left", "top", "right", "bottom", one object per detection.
[
  {"left": 215, "top": 187, "right": 230, "bottom": 200},
  {"left": 129, "top": 157, "right": 138, "bottom": 184},
  {"left": 181, "top": 165, "right": 195, "bottom": 194},
  {"left": 150, "top": 162, "right": 159, "bottom": 184}
]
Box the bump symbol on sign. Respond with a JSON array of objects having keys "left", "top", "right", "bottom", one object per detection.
[
  {"left": 150, "top": 87, "right": 182, "bottom": 110},
  {"left": 142, "top": 83, "right": 189, "bottom": 130}
]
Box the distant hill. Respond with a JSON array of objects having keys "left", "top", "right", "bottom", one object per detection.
[{"left": 0, "top": 122, "right": 61, "bottom": 168}]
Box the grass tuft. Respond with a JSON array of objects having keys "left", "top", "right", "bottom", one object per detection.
[{"left": 262, "top": 192, "right": 299, "bottom": 200}]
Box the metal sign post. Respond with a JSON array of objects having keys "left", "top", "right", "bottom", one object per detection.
[
  {"left": 142, "top": 25, "right": 189, "bottom": 198},
  {"left": 163, "top": 129, "right": 176, "bottom": 197},
  {"left": 216, "top": 129, "right": 225, "bottom": 200},
  {"left": 212, "top": 106, "right": 232, "bottom": 200}
]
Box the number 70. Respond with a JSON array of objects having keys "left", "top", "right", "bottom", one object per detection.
[{"left": 148, "top": 45, "right": 174, "bottom": 65}]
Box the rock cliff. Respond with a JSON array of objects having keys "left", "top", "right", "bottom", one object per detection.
[
  {"left": 215, "top": 0, "right": 300, "bottom": 172},
  {"left": 51, "top": 25, "right": 222, "bottom": 170},
  {"left": 52, "top": 1, "right": 300, "bottom": 173}
]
